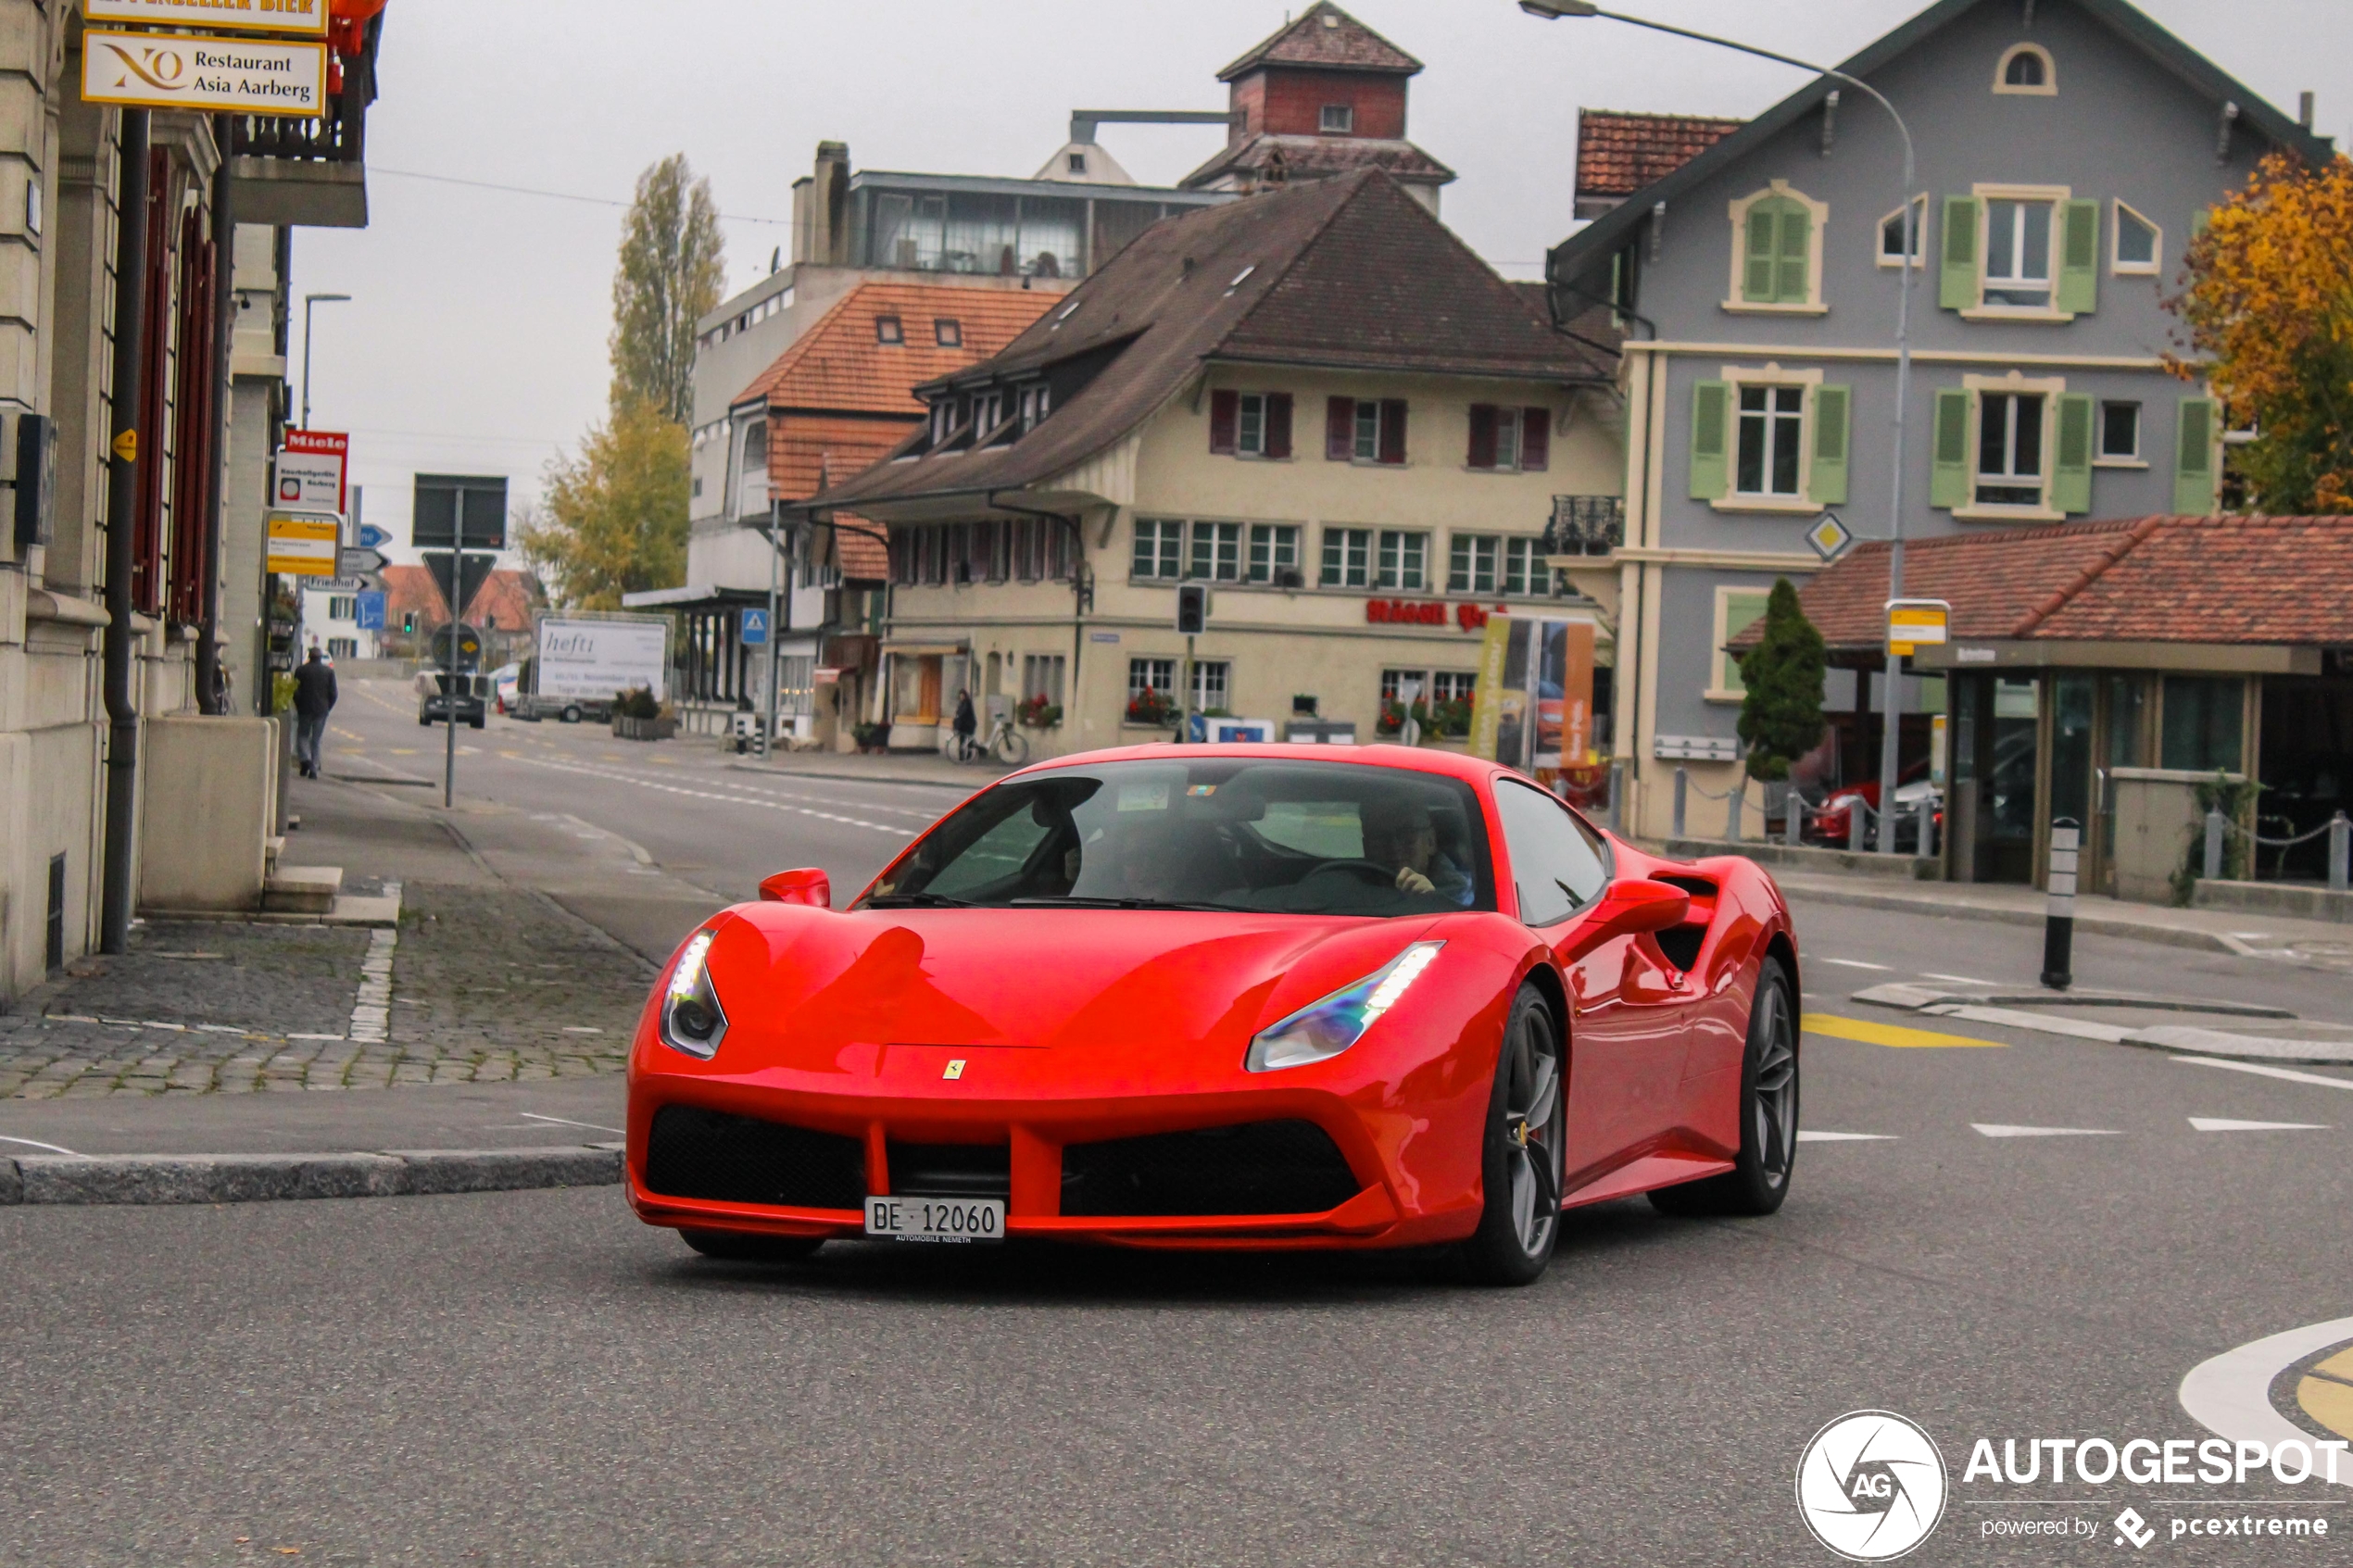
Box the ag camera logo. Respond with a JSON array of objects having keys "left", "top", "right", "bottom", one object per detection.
[{"left": 1796, "top": 1410, "right": 1949, "bottom": 1561}]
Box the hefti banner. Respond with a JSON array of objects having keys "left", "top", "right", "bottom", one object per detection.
[{"left": 1468, "top": 612, "right": 1595, "bottom": 791}]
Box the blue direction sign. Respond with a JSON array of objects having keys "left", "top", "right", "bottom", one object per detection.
[
  {"left": 354, "top": 591, "right": 386, "bottom": 631},
  {"left": 740, "top": 608, "right": 769, "bottom": 646},
  {"left": 357, "top": 523, "right": 392, "bottom": 548}
]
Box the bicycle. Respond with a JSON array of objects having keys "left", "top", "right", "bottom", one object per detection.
[{"left": 950, "top": 715, "right": 1028, "bottom": 766}]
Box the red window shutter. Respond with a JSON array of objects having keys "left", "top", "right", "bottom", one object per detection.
[
  {"left": 1209, "top": 390, "right": 1239, "bottom": 454},
  {"left": 1326, "top": 396, "right": 1353, "bottom": 460},
  {"left": 1466, "top": 404, "right": 1497, "bottom": 470},
  {"left": 1521, "top": 407, "right": 1550, "bottom": 471},
  {"left": 1378, "top": 399, "right": 1407, "bottom": 465},
  {"left": 1265, "top": 393, "right": 1293, "bottom": 458}
]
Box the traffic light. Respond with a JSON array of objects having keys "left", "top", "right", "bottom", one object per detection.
[{"left": 1175, "top": 583, "right": 1209, "bottom": 635}]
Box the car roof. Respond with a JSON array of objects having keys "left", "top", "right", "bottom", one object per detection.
[{"left": 1004, "top": 741, "right": 1504, "bottom": 786}]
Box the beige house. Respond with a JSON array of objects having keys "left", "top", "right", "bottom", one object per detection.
[{"left": 804, "top": 170, "right": 1622, "bottom": 759}]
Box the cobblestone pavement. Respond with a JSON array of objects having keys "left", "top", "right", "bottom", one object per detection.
[{"left": 0, "top": 883, "right": 652, "bottom": 1098}]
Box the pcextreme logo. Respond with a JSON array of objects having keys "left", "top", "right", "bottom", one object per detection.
[{"left": 1796, "top": 1410, "right": 1950, "bottom": 1562}]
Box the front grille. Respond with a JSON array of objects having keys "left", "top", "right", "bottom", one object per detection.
[
  {"left": 1060, "top": 1121, "right": 1361, "bottom": 1218},
  {"left": 644, "top": 1104, "right": 867, "bottom": 1210},
  {"left": 887, "top": 1141, "right": 1011, "bottom": 1199}
]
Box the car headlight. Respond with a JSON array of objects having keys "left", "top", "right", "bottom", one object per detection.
[
  {"left": 659, "top": 928, "right": 728, "bottom": 1060},
  {"left": 1245, "top": 940, "right": 1445, "bottom": 1073}
]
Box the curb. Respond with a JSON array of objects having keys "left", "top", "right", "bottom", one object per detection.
[
  {"left": 1775, "top": 881, "right": 2242, "bottom": 954},
  {"left": 0, "top": 1143, "right": 623, "bottom": 1207}
]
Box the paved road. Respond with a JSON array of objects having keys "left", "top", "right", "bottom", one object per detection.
[{"left": 6, "top": 696, "right": 2350, "bottom": 1562}]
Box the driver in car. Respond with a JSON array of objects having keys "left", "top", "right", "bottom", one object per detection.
[{"left": 1363, "top": 798, "right": 1474, "bottom": 907}]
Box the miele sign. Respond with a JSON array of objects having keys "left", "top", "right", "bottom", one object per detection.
[{"left": 82, "top": 0, "right": 328, "bottom": 36}]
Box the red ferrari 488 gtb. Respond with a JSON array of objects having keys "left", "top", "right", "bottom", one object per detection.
[{"left": 627, "top": 744, "right": 1800, "bottom": 1284}]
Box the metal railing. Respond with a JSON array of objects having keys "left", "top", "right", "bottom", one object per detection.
[
  {"left": 2204, "top": 808, "right": 2351, "bottom": 892},
  {"left": 1669, "top": 766, "right": 1938, "bottom": 858},
  {"left": 1543, "top": 495, "right": 1624, "bottom": 557}
]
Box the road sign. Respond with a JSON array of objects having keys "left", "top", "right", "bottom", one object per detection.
[
  {"left": 1886, "top": 598, "right": 1951, "bottom": 658},
  {"left": 413, "top": 474, "right": 509, "bottom": 550},
  {"left": 740, "top": 608, "right": 769, "bottom": 646},
  {"left": 265, "top": 511, "right": 341, "bottom": 576},
  {"left": 357, "top": 522, "right": 391, "bottom": 549},
  {"left": 1806, "top": 512, "right": 1854, "bottom": 561},
  {"left": 422, "top": 551, "right": 496, "bottom": 621},
  {"left": 81, "top": 31, "right": 327, "bottom": 118},
  {"left": 338, "top": 546, "right": 386, "bottom": 577},
  {"left": 354, "top": 591, "right": 385, "bottom": 632},
  {"left": 275, "top": 430, "right": 347, "bottom": 513},
  {"left": 85, "top": 0, "right": 331, "bottom": 37}
]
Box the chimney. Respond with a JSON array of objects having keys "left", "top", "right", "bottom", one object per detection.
[
  {"left": 793, "top": 142, "right": 851, "bottom": 267},
  {"left": 2300, "top": 91, "right": 2315, "bottom": 130}
]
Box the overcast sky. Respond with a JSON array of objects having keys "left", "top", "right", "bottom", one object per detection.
[{"left": 291, "top": 0, "right": 2353, "bottom": 558}]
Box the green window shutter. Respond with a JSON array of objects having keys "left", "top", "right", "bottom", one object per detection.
[
  {"left": 1690, "top": 380, "right": 1730, "bottom": 499},
  {"left": 2057, "top": 199, "right": 2100, "bottom": 314},
  {"left": 1742, "top": 207, "right": 1778, "bottom": 302},
  {"left": 2173, "top": 397, "right": 2217, "bottom": 514},
  {"left": 1776, "top": 206, "right": 1811, "bottom": 303},
  {"left": 2053, "top": 394, "right": 2094, "bottom": 513},
  {"left": 1930, "top": 388, "right": 1971, "bottom": 508},
  {"left": 1940, "top": 195, "right": 1981, "bottom": 310},
  {"left": 1809, "top": 384, "right": 1851, "bottom": 505}
]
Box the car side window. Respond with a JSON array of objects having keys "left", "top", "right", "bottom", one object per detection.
[{"left": 1491, "top": 780, "right": 1612, "bottom": 927}]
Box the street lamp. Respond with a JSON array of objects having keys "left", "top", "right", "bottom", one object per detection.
[
  {"left": 1520, "top": 2, "right": 1920, "bottom": 854},
  {"left": 300, "top": 292, "right": 352, "bottom": 432}
]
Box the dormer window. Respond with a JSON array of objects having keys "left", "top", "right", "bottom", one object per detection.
[
  {"left": 1320, "top": 104, "right": 1354, "bottom": 134},
  {"left": 876, "top": 315, "right": 904, "bottom": 345},
  {"left": 935, "top": 318, "right": 962, "bottom": 347},
  {"left": 1067, "top": 151, "right": 1088, "bottom": 175}
]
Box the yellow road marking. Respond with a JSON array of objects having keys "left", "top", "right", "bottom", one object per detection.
[
  {"left": 2318, "top": 1348, "right": 2353, "bottom": 1381},
  {"left": 2298, "top": 1372, "right": 2353, "bottom": 1440},
  {"left": 1803, "top": 1012, "right": 2008, "bottom": 1048}
]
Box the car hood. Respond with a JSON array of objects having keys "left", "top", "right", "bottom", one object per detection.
[{"left": 701, "top": 908, "right": 1443, "bottom": 1071}]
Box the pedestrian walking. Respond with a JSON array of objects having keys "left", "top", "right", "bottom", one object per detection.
[
  {"left": 293, "top": 646, "right": 337, "bottom": 779},
  {"left": 950, "top": 688, "right": 977, "bottom": 762}
]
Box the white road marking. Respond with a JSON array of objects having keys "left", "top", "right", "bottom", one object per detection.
[
  {"left": 2175, "top": 1055, "right": 2353, "bottom": 1092},
  {"left": 1920, "top": 972, "right": 1999, "bottom": 985},
  {"left": 1797, "top": 1130, "right": 1898, "bottom": 1142},
  {"left": 518, "top": 1111, "right": 624, "bottom": 1135},
  {"left": 1818, "top": 958, "right": 1892, "bottom": 972},
  {"left": 1971, "top": 1124, "right": 2121, "bottom": 1138},
  {"left": 500, "top": 754, "right": 915, "bottom": 837},
  {"left": 2187, "top": 1116, "right": 2331, "bottom": 1132},
  {"left": 2181, "top": 1316, "right": 2353, "bottom": 1492},
  {"left": 0, "top": 1134, "right": 81, "bottom": 1156}
]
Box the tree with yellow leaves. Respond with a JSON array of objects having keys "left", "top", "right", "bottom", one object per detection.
[
  {"left": 2169, "top": 151, "right": 2353, "bottom": 512},
  {"left": 519, "top": 398, "right": 689, "bottom": 610}
]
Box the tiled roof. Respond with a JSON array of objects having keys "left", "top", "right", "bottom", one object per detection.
[
  {"left": 771, "top": 414, "right": 930, "bottom": 512},
  {"left": 462, "top": 569, "right": 539, "bottom": 633},
  {"left": 814, "top": 170, "right": 1617, "bottom": 514},
  {"left": 1511, "top": 280, "right": 1624, "bottom": 358},
  {"left": 1181, "top": 133, "right": 1454, "bottom": 193},
  {"left": 1217, "top": 1, "right": 1420, "bottom": 82},
  {"left": 379, "top": 564, "right": 446, "bottom": 623},
  {"left": 1575, "top": 110, "right": 1744, "bottom": 201},
  {"left": 831, "top": 516, "right": 889, "bottom": 581},
  {"left": 1741, "top": 516, "right": 2353, "bottom": 652},
  {"left": 736, "top": 281, "right": 1058, "bottom": 422}
]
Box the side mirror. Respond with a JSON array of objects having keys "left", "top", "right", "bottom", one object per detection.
[
  {"left": 759, "top": 868, "right": 832, "bottom": 909},
  {"left": 1588, "top": 879, "right": 1692, "bottom": 941}
]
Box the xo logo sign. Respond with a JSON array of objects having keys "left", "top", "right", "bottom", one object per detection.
[
  {"left": 100, "top": 42, "right": 190, "bottom": 93},
  {"left": 1795, "top": 1411, "right": 1949, "bottom": 1562}
]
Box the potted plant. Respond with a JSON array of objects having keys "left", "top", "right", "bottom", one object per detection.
[
  {"left": 612, "top": 686, "right": 675, "bottom": 741},
  {"left": 852, "top": 721, "right": 891, "bottom": 754},
  {"left": 1126, "top": 690, "right": 1176, "bottom": 727},
  {"left": 1016, "top": 694, "right": 1063, "bottom": 729}
]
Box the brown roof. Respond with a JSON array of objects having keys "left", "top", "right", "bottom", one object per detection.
[
  {"left": 379, "top": 563, "right": 447, "bottom": 625},
  {"left": 462, "top": 569, "right": 539, "bottom": 633},
  {"left": 1217, "top": 1, "right": 1421, "bottom": 81},
  {"left": 1576, "top": 109, "right": 1744, "bottom": 202},
  {"left": 1511, "top": 281, "right": 1624, "bottom": 357},
  {"left": 1745, "top": 516, "right": 2353, "bottom": 652},
  {"left": 736, "top": 281, "right": 1058, "bottom": 420},
  {"left": 813, "top": 170, "right": 1616, "bottom": 514},
  {"left": 1181, "top": 133, "right": 1454, "bottom": 193}
]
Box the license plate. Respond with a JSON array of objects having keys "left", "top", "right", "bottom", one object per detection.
[{"left": 864, "top": 1195, "right": 1005, "bottom": 1244}]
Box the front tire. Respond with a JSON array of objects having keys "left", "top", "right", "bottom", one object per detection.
[
  {"left": 992, "top": 727, "right": 1029, "bottom": 765},
  {"left": 1456, "top": 985, "right": 1566, "bottom": 1286},
  {"left": 1651, "top": 956, "right": 1798, "bottom": 1218},
  {"left": 679, "top": 1228, "right": 825, "bottom": 1263}
]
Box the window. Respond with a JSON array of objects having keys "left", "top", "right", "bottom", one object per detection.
[
  {"left": 1982, "top": 198, "right": 2055, "bottom": 307},
  {"left": 1210, "top": 390, "right": 1292, "bottom": 458},
  {"left": 1375, "top": 530, "right": 1427, "bottom": 590},
  {"left": 2160, "top": 676, "right": 2243, "bottom": 772},
  {"left": 1728, "top": 183, "right": 1824, "bottom": 309},
  {"left": 327, "top": 596, "right": 355, "bottom": 620},
  {"left": 1449, "top": 534, "right": 1498, "bottom": 594},
  {"left": 1492, "top": 779, "right": 1611, "bottom": 928},
  {"left": 1467, "top": 405, "right": 1552, "bottom": 471},
  {"left": 1022, "top": 654, "right": 1066, "bottom": 708},
  {"left": 1380, "top": 669, "right": 1428, "bottom": 704},
  {"left": 1879, "top": 194, "right": 1927, "bottom": 268},
  {"left": 2098, "top": 401, "right": 2141, "bottom": 462},
  {"left": 2113, "top": 202, "right": 2160, "bottom": 274},
  {"left": 935, "top": 319, "right": 962, "bottom": 347},
  {"left": 875, "top": 315, "right": 903, "bottom": 345},
  {"left": 1994, "top": 43, "right": 2056, "bottom": 95},
  {"left": 1018, "top": 383, "right": 1051, "bottom": 433},
  {"left": 327, "top": 637, "right": 358, "bottom": 660},
  {"left": 1320, "top": 104, "right": 1354, "bottom": 134},
  {"left": 1736, "top": 384, "right": 1806, "bottom": 496},
  {"left": 1128, "top": 658, "right": 1176, "bottom": 700},
  {"left": 1066, "top": 151, "right": 1088, "bottom": 175},
  {"left": 1320, "top": 527, "right": 1371, "bottom": 588},
  {"left": 1976, "top": 392, "right": 2045, "bottom": 506},
  {"left": 1504, "top": 539, "right": 1550, "bottom": 597},
  {"left": 1189, "top": 521, "right": 1241, "bottom": 582},
  {"left": 1133, "top": 519, "right": 1183, "bottom": 581},
  {"left": 1710, "top": 587, "right": 1772, "bottom": 700},
  {"left": 1247, "top": 523, "right": 1301, "bottom": 584},
  {"left": 1327, "top": 397, "right": 1406, "bottom": 464},
  {"left": 1190, "top": 660, "right": 1230, "bottom": 711},
  {"left": 1432, "top": 671, "right": 1477, "bottom": 705}
]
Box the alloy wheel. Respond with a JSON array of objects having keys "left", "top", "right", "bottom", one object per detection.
[
  {"left": 1503, "top": 1010, "right": 1565, "bottom": 1258},
  {"left": 1751, "top": 977, "right": 1797, "bottom": 1188}
]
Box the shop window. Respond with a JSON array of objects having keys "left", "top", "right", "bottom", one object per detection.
[
  {"left": 2161, "top": 676, "right": 2243, "bottom": 772},
  {"left": 2112, "top": 202, "right": 2160, "bottom": 275},
  {"left": 1022, "top": 654, "right": 1065, "bottom": 708},
  {"left": 1188, "top": 521, "right": 1242, "bottom": 582},
  {"left": 1449, "top": 534, "right": 1498, "bottom": 594},
  {"left": 1247, "top": 523, "right": 1302, "bottom": 585},
  {"left": 1504, "top": 539, "right": 1550, "bottom": 597},
  {"left": 1133, "top": 518, "right": 1183, "bottom": 581},
  {"left": 1320, "top": 527, "right": 1371, "bottom": 588},
  {"left": 1708, "top": 586, "right": 1772, "bottom": 701},
  {"left": 2098, "top": 402, "right": 2141, "bottom": 462},
  {"left": 1375, "top": 530, "right": 1426, "bottom": 591}
]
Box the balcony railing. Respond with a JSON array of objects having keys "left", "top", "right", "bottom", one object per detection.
[
  {"left": 227, "top": 89, "right": 366, "bottom": 166},
  {"left": 1543, "top": 495, "right": 1625, "bottom": 557}
]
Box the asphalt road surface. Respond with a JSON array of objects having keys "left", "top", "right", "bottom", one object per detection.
[{"left": 5, "top": 689, "right": 2349, "bottom": 1564}]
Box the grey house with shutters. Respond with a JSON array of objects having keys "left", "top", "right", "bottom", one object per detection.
[{"left": 1542, "top": 0, "right": 2332, "bottom": 846}]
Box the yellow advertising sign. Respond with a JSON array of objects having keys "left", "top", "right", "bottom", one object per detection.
[
  {"left": 266, "top": 511, "right": 340, "bottom": 577},
  {"left": 1886, "top": 599, "right": 1950, "bottom": 659},
  {"left": 82, "top": 30, "right": 326, "bottom": 118},
  {"left": 83, "top": 0, "right": 329, "bottom": 38}
]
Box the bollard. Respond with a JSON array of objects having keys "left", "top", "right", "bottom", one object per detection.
[
  {"left": 2203, "top": 808, "right": 2225, "bottom": 882},
  {"left": 1848, "top": 797, "right": 1865, "bottom": 853},
  {"left": 1606, "top": 759, "right": 1626, "bottom": 836},
  {"left": 2042, "top": 819, "right": 2079, "bottom": 991},
  {"left": 2332, "top": 812, "right": 2349, "bottom": 895},
  {"left": 1786, "top": 792, "right": 1804, "bottom": 849},
  {"left": 1727, "top": 784, "right": 1743, "bottom": 843},
  {"left": 1672, "top": 768, "right": 1688, "bottom": 841}
]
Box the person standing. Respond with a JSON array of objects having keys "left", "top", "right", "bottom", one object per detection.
[
  {"left": 950, "top": 688, "right": 977, "bottom": 761},
  {"left": 293, "top": 646, "right": 337, "bottom": 779}
]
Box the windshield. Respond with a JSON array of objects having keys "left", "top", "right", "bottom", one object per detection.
[{"left": 863, "top": 759, "right": 1496, "bottom": 917}]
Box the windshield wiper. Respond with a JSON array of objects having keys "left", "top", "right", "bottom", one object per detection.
[
  {"left": 863, "top": 893, "right": 978, "bottom": 909},
  {"left": 1006, "top": 896, "right": 1232, "bottom": 912}
]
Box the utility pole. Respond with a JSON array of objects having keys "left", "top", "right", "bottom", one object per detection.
[{"left": 445, "top": 497, "right": 461, "bottom": 808}]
